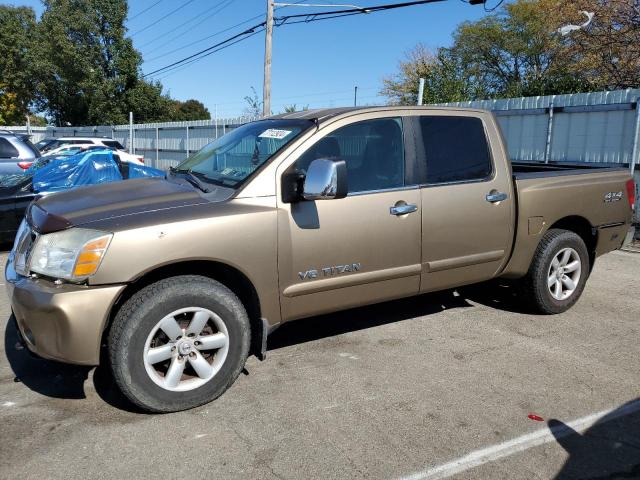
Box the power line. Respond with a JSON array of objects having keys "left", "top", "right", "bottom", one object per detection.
[
  {"left": 483, "top": 0, "right": 505, "bottom": 12},
  {"left": 273, "top": 0, "right": 446, "bottom": 25},
  {"left": 154, "top": 29, "right": 266, "bottom": 81},
  {"left": 144, "top": 13, "right": 264, "bottom": 63},
  {"left": 143, "top": 0, "right": 447, "bottom": 78},
  {"left": 131, "top": 0, "right": 200, "bottom": 37},
  {"left": 143, "top": 24, "right": 266, "bottom": 77},
  {"left": 143, "top": 0, "right": 308, "bottom": 64},
  {"left": 129, "top": 0, "right": 165, "bottom": 21},
  {"left": 459, "top": 0, "right": 504, "bottom": 12},
  {"left": 139, "top": 0, "right": 236, "bottom": 50}
]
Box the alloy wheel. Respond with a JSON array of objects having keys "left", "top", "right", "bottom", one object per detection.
[
  {"left": 547, "top": 247, "right": 582, "bottom": 301},
  {"left": 143, "top": 307, "right": 229, "bottom": 392}
]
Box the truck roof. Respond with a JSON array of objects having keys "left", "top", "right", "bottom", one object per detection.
[{"left": 269, "top": 105, "right": 488, "bottom": 124}]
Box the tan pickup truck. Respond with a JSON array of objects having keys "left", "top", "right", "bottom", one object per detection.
[{"left": 5, "top": 107, "right": 635, "bottom": 412}]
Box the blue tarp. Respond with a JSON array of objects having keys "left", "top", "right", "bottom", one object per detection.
[
  {"left": 31, "top": 150, "right": 164, "bottom": 193},
  {"left": 128, "top": 163, "right": 165, "bottom": 179}
]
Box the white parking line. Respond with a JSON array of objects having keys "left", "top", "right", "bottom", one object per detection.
[{"left": 397, "top": 399, "right": 640, "bottom": 480}]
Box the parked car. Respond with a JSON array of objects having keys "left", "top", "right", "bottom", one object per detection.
[
  {"left": 42, "top": 143, "right": 144, "bottom": 164},
  {"left": 0, "top": 149, "right": 163, "bottom": 244},
  {"left": 5, "top": 107, "right": 635, "bottom": 412},
  {"left": 36, "top": 136, "right": 144, "bottom": 164},
  {"left": 34, "top": 137, "right": 59, "bottom": 152},
  {"left": 0, "top": 130, "right": 41, "bottom": 177}
]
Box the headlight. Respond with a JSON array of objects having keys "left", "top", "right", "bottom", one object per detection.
[{"left": 29, "top": 228, "right": 112, "bottom": 282}]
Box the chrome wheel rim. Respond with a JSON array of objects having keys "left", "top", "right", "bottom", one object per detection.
[
  {"left": 143, "top": 307, "right": 229, "bottom": 392},
  {"left": 547, "top": 247, "right": 582, "bottom": 301}
]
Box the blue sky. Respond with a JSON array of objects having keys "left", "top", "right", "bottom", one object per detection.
[{"left": 12, "top": 0, "right": 503, "bottom": 117}]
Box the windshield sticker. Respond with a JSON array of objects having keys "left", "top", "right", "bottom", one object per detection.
[{"left": 259, "top": 129, "right": 292, "bottom": 140}]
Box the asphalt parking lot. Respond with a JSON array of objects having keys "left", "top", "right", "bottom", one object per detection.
[{"left": 1, "top": 249, "right": 639, "bottom": 479}]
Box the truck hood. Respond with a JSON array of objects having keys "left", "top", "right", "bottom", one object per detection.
[{"left": 28, "top": 177, "right": 229, "bottom": 234}]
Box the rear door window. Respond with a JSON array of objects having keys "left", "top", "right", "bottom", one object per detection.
[
  {"left": 416, "top": 116, "right": 492, "bottom": 184},
  {"left": 0, "top": 138, "right": 19, "bottom": 158}
]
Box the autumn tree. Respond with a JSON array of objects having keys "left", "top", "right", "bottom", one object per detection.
[
  {"left": 382, "top": 0, "right": 637, "bottom": 105},
  {"left": 553, "top": 1, "right": 640, "bottom": 89}
]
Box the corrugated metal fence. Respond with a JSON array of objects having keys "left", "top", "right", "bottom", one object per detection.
[
  {"left": 4, "top": 89, "right": 640, "bottom": 173},
  {"left": 438, "top": 88, "right": 640, "bottom": 169},
  {"left": 6, "top": 116, "right": 258, "bottom": 171}
]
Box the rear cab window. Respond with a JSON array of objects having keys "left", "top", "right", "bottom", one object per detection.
[{"left": 415, "top": 115, "right": 492, "bottom": 185}]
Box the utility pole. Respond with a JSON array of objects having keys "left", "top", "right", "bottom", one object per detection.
[
  {"left": 417, "top": 78, "right": 425, "bottom": 106},
  {"left": 263, "top": 0, "right": 274, "bottom": 117},
  {"left": 354, "top": 86, "right": 358, "bottom": 106},
  {"left": 129, "top": 111, "right": 133, "bottom": 154}
]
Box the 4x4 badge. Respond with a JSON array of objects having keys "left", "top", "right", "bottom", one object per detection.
[{"left": 604, "top": 191, "right": 623, "bottom": 203}]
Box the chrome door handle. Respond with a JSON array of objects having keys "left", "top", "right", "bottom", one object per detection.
[
  {"left": 486, "top": 192, "right": 508, "bottom": 203},
  {"left": 390, "top": 204, "right": 418, "bottom": 216}
]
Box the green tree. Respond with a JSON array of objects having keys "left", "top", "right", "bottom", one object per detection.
[
  {"left": 382, "top": 0, "right": 600, "bottom": 105},
  {"left": 0, "top": 6, "right": 38, "bottom": 124},
  {"left": 281, "top": 104, "right": 309, "bottom": 113},
  {"left": 123, "top": 79, "right": 176, "bottom": 123},
  {"left": 35, "top": 0, "right": 180, "bottom": 125},
  {"left": 173, "top": 99, "right": 211, "bottom": 121},
  {"left": 449, "top": 0, "right": 588, "bottom": 98},
  {"left": 382, "top": 44, "right": 485, "bottom": 105},
  {"left": 0, "top": 85, "right": 20, "bottom": 125},
  {"left": 244, "top": 87, "right": 263, "bottom": 117},
  {"left": 28, "top": 114, "right": 48, "bottom": 127}
]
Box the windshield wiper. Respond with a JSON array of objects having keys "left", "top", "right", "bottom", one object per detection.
[
  {"left": 170, "top": 167, "right": 211, "bottom": 193},
  {"left": 184, "top": 171, "right": 211, "bottom": 193}
]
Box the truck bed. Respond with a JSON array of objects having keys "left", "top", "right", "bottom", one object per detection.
[
  {"left": 511, "top": 161, "right": 628, "bottom": 179},
  {"left": 502, "top": 160, "right": 633, "bottom": 279}
]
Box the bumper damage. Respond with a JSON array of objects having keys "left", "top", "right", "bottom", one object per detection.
[{"left": 5, "top": 254, "right": 125, "bottom": 366}]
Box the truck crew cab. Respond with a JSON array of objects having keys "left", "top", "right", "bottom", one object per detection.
[{"left": 6, "top": 107, "right": 635, "bottom": 412}]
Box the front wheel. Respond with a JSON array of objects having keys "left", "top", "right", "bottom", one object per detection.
[
  {"left": 521, "top": 229, "right": 590, "bottom": 314},
  {"left": 108, "top": 275, "right": 250, "bottom": 413}
]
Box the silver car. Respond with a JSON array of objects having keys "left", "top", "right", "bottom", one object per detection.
[{"left": 0, "top": 131, "right": 40, "bottom": 177}]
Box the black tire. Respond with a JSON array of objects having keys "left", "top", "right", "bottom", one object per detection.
[
  {"left": 108, "top": 275, "right": 250, "bottom": 413},
  {"left": 521, "top": 229, "right": 590, "bottom": 314}
]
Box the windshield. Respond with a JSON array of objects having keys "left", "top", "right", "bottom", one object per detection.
[
  {"left": 56, "top": 146, "right": 83, "bottom": 155},
  {"left": 38, "top": 139, "right": 63, "bottom": 152},
  {"left": 102, "top": 140, "right": 125, "bottom": 150},
  {"left": 173, "top": 119, "right": 312, "bottom": 188},
  {"left": 35, "top": 139, "right": 55, "bottom": 151}
]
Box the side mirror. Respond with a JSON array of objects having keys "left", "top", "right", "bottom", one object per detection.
[{"left": 303, "top": 158, "right": 348, "bottom": 200}]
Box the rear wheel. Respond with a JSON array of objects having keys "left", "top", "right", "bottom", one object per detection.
[
  {"left": 108, "top": 275, "right": 250, "bottom": 412},
  {"left": 522, "top": 229, "right": 589, "bottom": 314}
]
